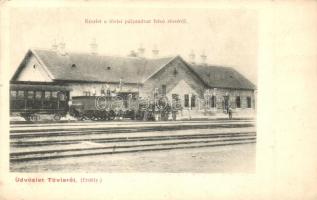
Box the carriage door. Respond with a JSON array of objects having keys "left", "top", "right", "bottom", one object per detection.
[
  {"left": 34, "top": 91, "right": 43, "bottom": 110},
  {"left": 58, "top": 91, "right": 68, "bottom": 110},
  {"left": 26, "top": 91, "right": 35, "bottom": 110}
]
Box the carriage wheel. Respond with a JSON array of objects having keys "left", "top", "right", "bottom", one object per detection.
[
  {"left": 53, "top": 113, "right": 61, "bottom": 121},
  {"left": 22, "top": 113, "right": 32, "bottom": 122},
  {"left": 27, "top": 114, "right": 39, "bottom": 122}
]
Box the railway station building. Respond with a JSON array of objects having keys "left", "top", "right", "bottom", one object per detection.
[{"left": 11, "top": 47, "right": 256, "bottom": 114}]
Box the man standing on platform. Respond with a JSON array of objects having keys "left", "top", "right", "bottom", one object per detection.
[{"left": 228, "top": 105, "right": 233, "bottom": 120}]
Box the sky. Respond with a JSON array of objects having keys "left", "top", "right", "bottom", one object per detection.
[{"left": 9, "top": 6, "right": 258, "bottom": 84}]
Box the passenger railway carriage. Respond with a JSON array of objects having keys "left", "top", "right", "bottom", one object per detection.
[{"left": 10, "top": 81, "right": 71, "bottom": 121}]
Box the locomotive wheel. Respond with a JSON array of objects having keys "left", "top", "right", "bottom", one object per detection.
[
  {"left": 90, "top": 115, "right": 96, "bottom": 121},
  {"left": 101, "top": 113, "right": 108, "bottom": 121},
  {"left": 89, "top": 116, "right": 96, "bottom": 121},
  {"left": 108, "top": 110, "right": 116, "bottom": 120},
  {"left": 94, "top": 116, "right": 102, "bottom": 121},
  {"left": 79, "top": 114, "right": 88, "bottom": 121},
  {"left": 95, "top": 111, "right": 103, "bottom": 121},
  {"left": 85, "top": 111, "right": 94, "bottom": 121}
]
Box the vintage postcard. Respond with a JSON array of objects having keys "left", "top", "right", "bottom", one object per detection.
[{"left": 0, "top": 1, "right": 316, "bottom": 200}]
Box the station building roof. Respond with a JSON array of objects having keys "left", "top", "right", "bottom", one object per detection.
[{"left": 11, "top": 49, "right": 256, "bottom": 90}]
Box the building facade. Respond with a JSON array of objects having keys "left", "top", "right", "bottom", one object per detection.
[{"left": 11, "top": 48, "right": 256, "bottom": 114}]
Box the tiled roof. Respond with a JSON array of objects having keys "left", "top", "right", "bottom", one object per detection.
[
  {"left": 191, "top": 64, "right": 256, "bottom": 90},
  {"left": 31, "top": 49, "right": 175, "bottom": 83},
  {"left": 13, "top": 49, "right": 256, "bottom": 90}
]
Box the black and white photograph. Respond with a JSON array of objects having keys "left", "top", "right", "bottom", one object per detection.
[
  {"left": 1, "top": 1, "right": 317, "bottom": 200},
  {"left": 7, "top": 6, "right": 258, "bottom": 173}
]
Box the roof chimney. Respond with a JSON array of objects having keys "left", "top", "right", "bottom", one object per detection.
[
  {"left": 128, "top": 50, "right": 138, "bottom": 57},
  {"left": 90, "top": 38, "right": 98, "bottom": 55},
  {"left": 152, "top": 45, "right": 159, "bottom": 58},
  {"left": 51, "top": 39, "right": 58, "bottom": 52},
  {"left": 200, "top": 51, "right": 207, "bottom": 65},
  {"left": 58, "top": 39, "right": 67, "bottom": 56},
  {"left": 137, "top": 44, "right": 145, "bottom": 57},
  {"left": 189, "top": 50, "right": 195, "bottom": 64}
]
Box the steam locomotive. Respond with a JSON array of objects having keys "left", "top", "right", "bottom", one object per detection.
[{"left": 69, "top": 94, "right": 178, "bottom": 121}]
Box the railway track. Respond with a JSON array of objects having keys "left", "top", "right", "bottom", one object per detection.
[
  {"left": 10, "top": 120, "right": 256, "bottom": 163},
  {"left": 10, "top": 123, "right": 254, "bottom": 138}
]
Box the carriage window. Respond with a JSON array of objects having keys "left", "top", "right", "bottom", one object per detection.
[
  {"left": 45, "top": 91, "right": 51, "bottom": 99},
  {"left": 35, "top": 91, "right": 42, "bottom": 99},
  {"left": 52, "top": 91, "right": 58, "bottom": 98},
  {"left": 27, "top": 91, "right": 34, "bottom": 99},
  {"left": 17, "top": 91, "right": 25, "bottom": 98},
  {"left": 10, "top": 91, "right": 17, "bottom": 99},
  {"left": 59, "top": 93, "right": 66, "bottom": 101}
]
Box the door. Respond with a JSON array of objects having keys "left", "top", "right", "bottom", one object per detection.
[{"left": 223, "top": 95, "right": 229, "bottom": 112}]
